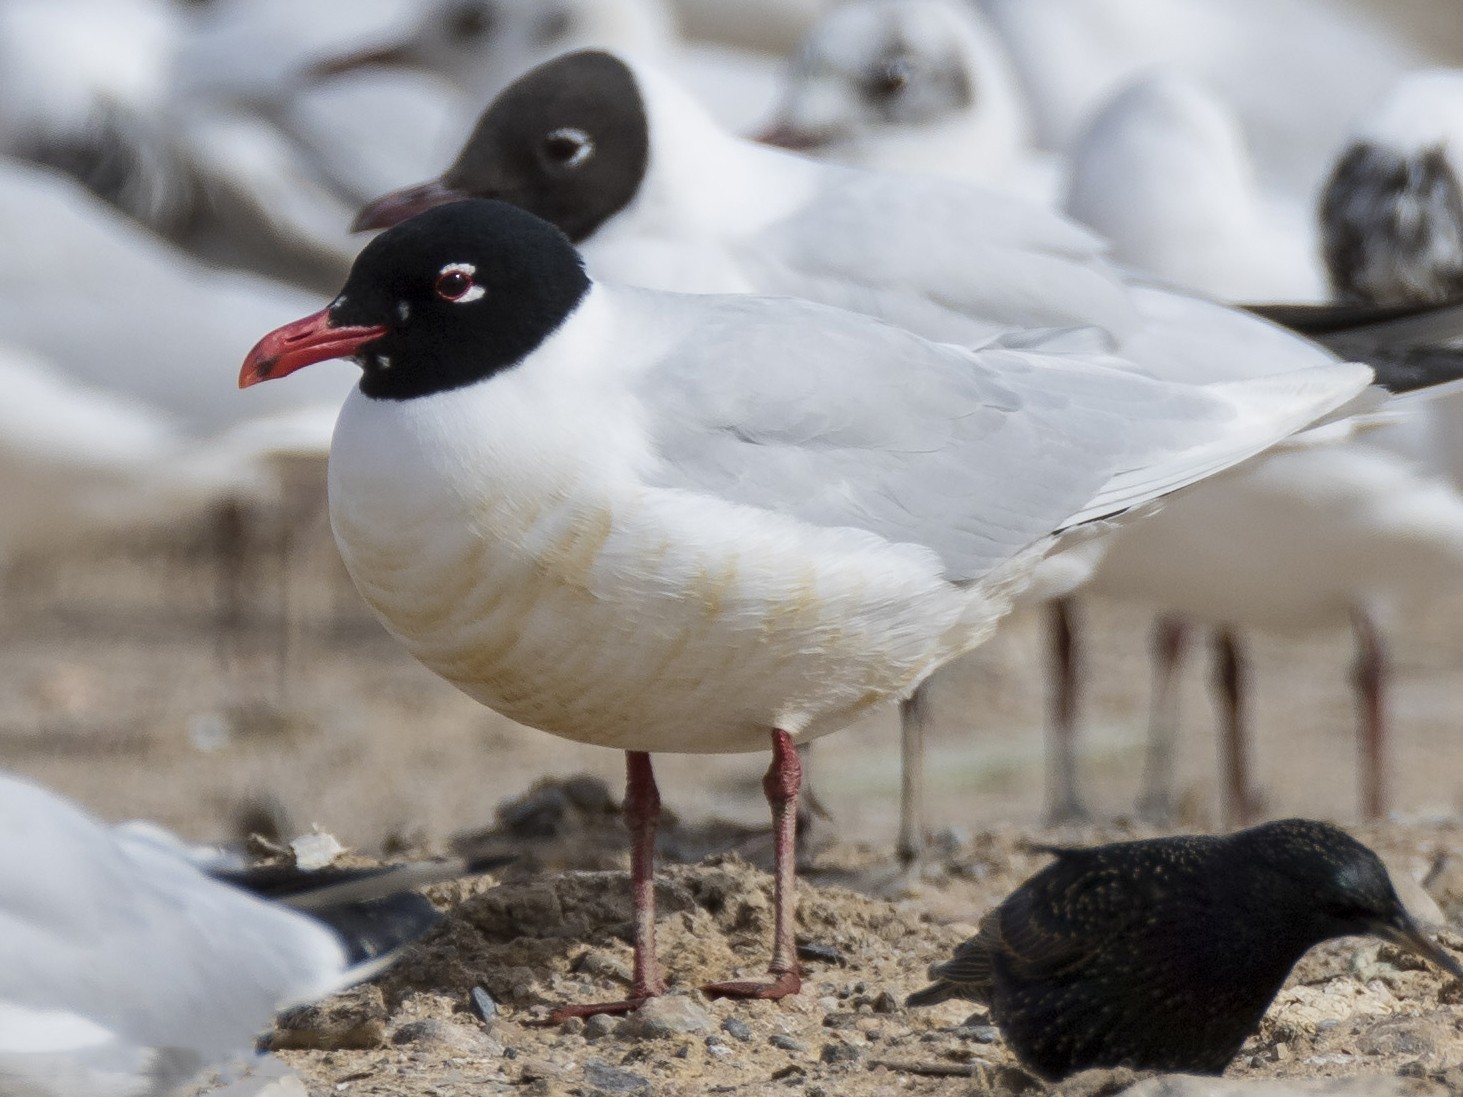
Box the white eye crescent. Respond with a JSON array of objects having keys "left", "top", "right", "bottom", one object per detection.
[
  {"left": 543, "top": 127, "right": 595, "bottom": 169},
  {"left": 435, "top": 262, "right": 485, "bottom": 303}
]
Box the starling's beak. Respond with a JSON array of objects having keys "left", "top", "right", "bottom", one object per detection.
[{"left": 1373, "top": 915, "right": 1463, "bottom": 980}]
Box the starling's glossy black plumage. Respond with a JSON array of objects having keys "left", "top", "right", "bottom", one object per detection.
[{"left": 909, "top": 820, "right": 1462, "bottom": 1080}]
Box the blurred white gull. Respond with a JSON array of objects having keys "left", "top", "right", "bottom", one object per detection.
[
  {"left": 757, "top": 0, "right": 1056, "bottom": 201},
  {"left": 1315, "top": 68, "right": 1463, "bottom": 541},
  {"left": 1059, "top": 70, "right": 1463, "bottom": 824},
  {"left": 0, "top": 0, "right": 431, "bottom": 293},
  {"left": 669, "top": 0, "right": 829, "bottom": 55},
  {"left": 0, "top": 770, "right": 438, "bottom": 1097},
  {"left": 1319, "top": 69, "right": 1463, "bottom": 309},
  {"left": 1065, "top": 72, "right": 1323, "bottom": 302},
  {"left": 0, "top": 159, "right": 356, "bottom": 437},
  {"left": 0, "top": 343, "right": 269, "bottom": 568},
  {"left": 975, "top": 0, "right": 1421, "bottom": 199},
  {"left": 308, "top": 0, "right": 782, "bottom": 135}
]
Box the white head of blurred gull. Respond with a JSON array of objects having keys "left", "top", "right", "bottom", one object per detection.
[
  {"left": 0, "top": 159, "right": 355, "bottom": 436},
  {"left": 1065, "top": 71, "right": 1323, "bottom": 302},
  {"left": 1319, "top": 69, "right": 1463, "bottom": 309},
  {"left": 312, "top": 0, "right": 678, "bottom": 106},
  {"left": 974, "top": 0, "right": 1420, "bottom": 199},
  {"left": 756, "top": 0, "right": 1054, "bottom": 199},
  {"left": 0, "top": 0, "right": 435, "bottom": 293},
  {"left": 0, "top": 770, "right": 439, "bottom": 1097},
  {"left": 240, "top": 196, "right": 1372, "bottom": 1017}
]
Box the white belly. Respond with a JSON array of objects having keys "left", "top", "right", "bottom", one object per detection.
[{"left": 328, "top": 395, "right": 1003, "bottom": 754}]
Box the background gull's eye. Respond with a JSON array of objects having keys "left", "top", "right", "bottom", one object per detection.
[
  {"left": 435, "top": 269, "right": 475, "bottom": 301},
  {"left": 445, "top": 0, "right": 495, "bottom": 42},
  {"left": 869, "top": 57, "right": 913, "bottom": 99},
  {"left": 541, "top": 127, "right": 595, "bottom": 170}
]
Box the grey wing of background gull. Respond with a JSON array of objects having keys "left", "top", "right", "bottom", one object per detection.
[
  {"left": 633, "top": 293, "right": 1346, "bottom": 584},
  {"left": 745, "top": 167, "right": 1141, "bottom": 346}
]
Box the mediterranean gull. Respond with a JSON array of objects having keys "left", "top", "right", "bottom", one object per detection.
[
  {"left": 351, "top": 49, "right": 1441, "bottom": 841},
  {"left": 240, "top": 197, "right": 1370, "bottom": 1017}
]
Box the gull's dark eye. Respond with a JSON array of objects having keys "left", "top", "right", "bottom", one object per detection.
[
  {"left": 541, "top": 127, "right": 595, "bottom": 170},
  {"left": 868, "top": 57, "right": 913, "bottom": 99},
  {"left": 445, "top": 1, "right": 495, "bottom": 42},
  {"left": 435, "top": 266, "right": 481, "bottom": 302}
]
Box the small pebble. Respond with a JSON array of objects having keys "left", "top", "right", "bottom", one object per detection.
[
  {"left": 721, "top": 1017, "right": 753, "bottom": 1043},
  {"left": 560, "top": 1016, "right": 586, "bottom": 1036},
  {"left": 584, "top": 1014, "right": 618, "bottom": 1041},
  {"left": 469, "top": 986, "right": 498, "bottom": 1022},
  {"left": 796, "top": 942, "right": 845, "bottom": 965},
  {"left": 872, "top": 991, "right": 899, "bottom": 1014},
  {"left": 389, "top": 1018, "right": 503, "bottom": 1057},
  {"left": 954, "top": 1024, "right": 1000, "bottom": 1044},
  {"left": 583, "top": 1058, "right": 651, "bottom": 1095},
  {"left": 820, "top": 1041, "right": 862, "bottom": 1064},
  {"left": 288, "top": 831, "right": 345, "bottom": 870},
  {"left": 770, "top": 1034, "right": 806, "bottom": 1053},
  {"left": 577, "top": 951, "right": 634, "bottom": 984},
  {"left": 615, "top": 994, "right": 713, "bottom": 1039}
]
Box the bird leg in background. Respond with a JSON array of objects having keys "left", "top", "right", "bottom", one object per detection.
[
  {"left": 897, "top": 684, "right": 932, "bottom": 867},
  {"left": 547, "top": 751, "right": 667, "bottom": 1022},
  {"left": 1212, "top": 629, "right": 1258, "bottom": 828},
  {"left": 1351, "top": 609, "right": 1387, "bottom": 821},
  {"left": 792, "top": 743, "right": 832, "bottom": 871},
  {"left": 704, "top": 729, "right": 804, "bottom": 1001},
  {"left": 1045, "top": 597, "right": 1089, "bottom": 824},
  {"left": 1137, "top": 616, "right": 1192, "bottom": 823}
]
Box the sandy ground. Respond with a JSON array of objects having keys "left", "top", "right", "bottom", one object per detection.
[{"left": 8, "top": 512, "right": 1463, "bottom": 1095}]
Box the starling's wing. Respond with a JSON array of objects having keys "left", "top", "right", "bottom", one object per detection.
[{"left": 986, "top": 851, "right": 1155, "bottom": 981}]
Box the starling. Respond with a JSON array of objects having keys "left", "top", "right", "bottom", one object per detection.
[{"left": 908, "top": 819, "right": 1462, "bottom": 1080}]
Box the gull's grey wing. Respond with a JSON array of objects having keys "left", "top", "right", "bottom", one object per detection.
[
  {"left": 633, "top": 291, "right": 1371, "bottom": 584},
  {"left": 747, "top": 167, "right": 1141, "bottom": 345}
]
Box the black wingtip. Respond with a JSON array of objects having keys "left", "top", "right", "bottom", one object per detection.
[{"left": 314, "top": 892, "right": 442, "bottom": 967}]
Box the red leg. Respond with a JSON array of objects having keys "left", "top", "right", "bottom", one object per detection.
[
  {"left": 1045, "top": 598, "right": 1089, "bottom": 825},
  {"left": 1137, "top": 615, "right": 1190, "bottom": 823},
  {"left": 704, "top": 729, "right": 804, "bottom": 1001},
  {"left": 547, "top": 751, "right": 668, "bottom": 1022},
  {"left": 896, "top": 684, "right": 930, "bottom": 867},
  {"left": 1213, "top": 629, "right": 1257, "bottom": 828},
  {"left": 1351, "top": 609, "right": 1387, "bottom": 821}
]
